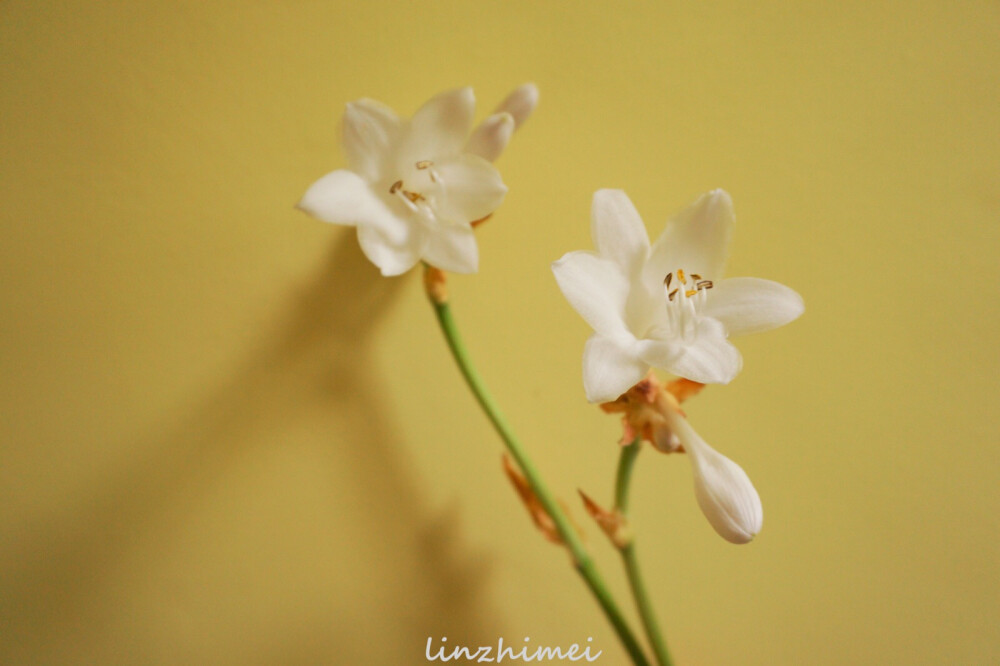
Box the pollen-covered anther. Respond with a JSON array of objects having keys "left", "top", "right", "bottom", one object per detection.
[
  {"left": 388, "top": 179, "right": 426, "bottom": 209},
  {"left": 414, "top": 160, "right": 440, "bottom": 183},
  {"left": 665, "top": 270, "right": 713, "bottom": 302}
]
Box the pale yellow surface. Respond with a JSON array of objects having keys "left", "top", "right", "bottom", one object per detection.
[{"left": 2, "top": 1, "right": 998, "bottom": 664}]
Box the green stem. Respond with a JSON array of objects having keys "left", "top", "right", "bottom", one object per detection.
[
  {"left": 428, "top": 282, "right": 651, "bottom": 666},
  {"left": 614, "top": 439, "right": 674, "bottom": 666}
]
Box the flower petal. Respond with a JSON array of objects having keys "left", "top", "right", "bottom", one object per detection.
[
  {"left": 465, "top": 112, "right": 515, "bottom": 162},
  {"left": 591, "top": 189, "right": 650, "bottom": 275},
  {"left": 552, "top": 251, "right": 631, "bottom": 338},
  {"left": 582, "top": 334, "right": 647, "bottom": 403},
  {"left": 356, "top": 222, "right": 423, "bottom": 277},
  {"left": 405, "top": 87, "right": 475, "bottom": 160},
  {"left": 297, "top": 170, "right": 408, "bottom": 241},
  {"left": 703, "top": 277, "right": 804, "bottom": 336},
  {"left": 654, "top": 318, "right": 743, "bottom": 384},
  {"left": 666, "top": 411, "right": 763, "bottom": 544},
  {"left": 646, "top": 189, "right": 734, "bottom": 284},
  {"left": 493, "top": 82, "right": 539, "bottom": 129},
  {"left": 422, "top": 223, "right": 479, "bottom": 274},
  {"left": 433, "top": 153, "right": 507, "bottom": 223},
  {"left": 342, "top": 98, "right": 401, "bottom": 181}
]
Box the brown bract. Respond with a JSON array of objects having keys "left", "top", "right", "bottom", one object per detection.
[
  {"left": 578, "top": 490, "right": 632, "bottom": 549},
  {"left": 502, "top": 454, "right": 581, "bottom": 545},
  {"left": 423, "top": 264, "right": 448, "bottom": 304},
  {"left": 599, "top": 372, "right": 705, "bottom": 453}
]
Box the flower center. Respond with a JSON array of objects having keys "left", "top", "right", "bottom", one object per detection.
[
  {"left": 387, "top": 160, "right": 446, "bottom": 227},
  {"left": 662, "top": 269, "right": 713, "bottom": 340}
]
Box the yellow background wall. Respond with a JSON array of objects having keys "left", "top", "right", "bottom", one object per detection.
[{"left": 2, "top": 1, "right": 998, "bottom": 664}]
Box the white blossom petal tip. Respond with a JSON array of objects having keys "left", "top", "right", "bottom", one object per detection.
[{"left": 301, "top": 86, "right": 530, "bottom": 276}]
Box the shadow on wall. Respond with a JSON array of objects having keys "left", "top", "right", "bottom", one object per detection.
[{"left": 2, "top": 233, "right": 501, "bottom": 664}]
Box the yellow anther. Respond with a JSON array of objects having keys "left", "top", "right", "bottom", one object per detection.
[
  {"left": 677, "top": 269, "right": 687, "bottom": 285},
  {"left": 685, "top": 289, "right": 697, "bottom": 298}
]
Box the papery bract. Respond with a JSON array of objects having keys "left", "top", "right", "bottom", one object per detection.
[
  {"left": 299, "top": 85, "right": 537, "bottom": 277},
  {"left": 553, "top": 189, "right": 804, "bottom": 402}
]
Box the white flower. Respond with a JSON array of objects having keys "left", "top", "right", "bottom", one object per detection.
[
  {"left": 553, "top": 189, "right": 804, "bottom": 403},
  {"left": 298, "top": 84, "right": 538, "bottom": 277},
  {"left": 662, "top": 406, "right": 763, "bottom": 544}
]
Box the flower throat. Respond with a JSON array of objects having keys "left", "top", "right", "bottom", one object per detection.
[{"left": 663, "top": 269, "right": 713, "bottom": 340}]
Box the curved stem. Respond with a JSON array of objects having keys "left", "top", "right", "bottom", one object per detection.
[
  {"left": 427, "top": 279, "right": 651, "bottom": 666},
  {"left": 615, "top": 439, "right": 674, "bottom": 666}
]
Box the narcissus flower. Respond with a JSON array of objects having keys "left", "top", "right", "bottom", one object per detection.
[
  {"left": 553, "top": 189, "right": 803, "bottom": 403},
  {"left": 299, "top": 84, "right": 538, "bottom": 276}
]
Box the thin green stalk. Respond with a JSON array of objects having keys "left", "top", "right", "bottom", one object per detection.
[
  {"left": 614, "top": 439, "right": 674, "bottom": 666},
  {"left": 427, "top": 274, "right": 651, "bottom": 666}
]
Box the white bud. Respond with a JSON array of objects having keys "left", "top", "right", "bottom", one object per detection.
[
  {"left": 666, "top": 411, "right": 763, "bottom": 544},
  {"left": 464, "top": 112, "right": 515, "bottom": 162},
  {"left": 493, "top": 82, "right": 539, "bottom": 129}
]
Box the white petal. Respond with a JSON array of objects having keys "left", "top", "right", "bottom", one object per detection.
[
  {"left": 582, "top": 334, "right": 647, "bottom": 403},
  {"left": 591, "top": 189, "right": 651, "bottom": 275},
  {"left": 552, "top": 251, "right": 631, "bottom": 338},
  {"left": 703, "top": 277, "right": 804, "bottom": 336},
  {"left": 666, "top": 411, "right": 763, "bottom": 544},
  {"left": 493, "top": 82, "right": 539, "bottom": 129},
  {"left": 405, "top": 87, "right": 475, "bottom": 160},
  {"left": 646, "top": 189, "right": 734, "bottom": 285},
  {"left": 356, "top": 222, "right": 423, "bottom": 277},
  {"left": 422, "top": 223, "right": 479, "bottom": 274},
  {"left": 342, "top": 99, "right": 400, "bottom": 181},
  {"left": 297, "top": 170, "right": 407, "bottom": 241},
  {"left": 465, "top": 112, "right": 515, "bottom": 162},
  {"left": 433, "top": 154, "right": 507, "bottom": 223},
  {"left": 659, "top": 318, "right": 743, "bottom": 384}
]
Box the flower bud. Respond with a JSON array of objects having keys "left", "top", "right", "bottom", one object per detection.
[
  {"left": 494, "top": 82, "right": 539, "bottom": 128},
  {"left": 666, "top": 410, "right": 763, "bottom": 544},
  {"left": 465, "top": 112, "right": 515, "bottom": 162}
]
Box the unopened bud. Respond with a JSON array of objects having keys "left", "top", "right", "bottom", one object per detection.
[
  {"left": 465, "top": 112, "right": 515, "bottom": 162},
  {"left": 493, "top": 82, "right": 539, "bottom": 129},
  {"left": 666, "top": 411, "right": 763, "bottom": 544}
]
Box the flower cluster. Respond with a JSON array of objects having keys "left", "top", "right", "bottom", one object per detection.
[{"left": 299, "top": 84, "right": 804, "bottom": 545}]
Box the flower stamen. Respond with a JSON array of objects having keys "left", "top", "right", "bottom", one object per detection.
[
  {"left": 389, "top": 179, "right": 427, "bottom": 211},
  {"left": 415, "top": 159, "right": 442, "bottom": 184},
  {"left": 662, "top": 269, "right": 716, "bottom": 340}
]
